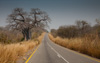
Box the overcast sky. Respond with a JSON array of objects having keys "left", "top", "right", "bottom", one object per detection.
[{"left": 0, "top": 0, "right": 100, "bottom": 30}]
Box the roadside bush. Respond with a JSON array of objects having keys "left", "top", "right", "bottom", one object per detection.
[
  {"left": 49, "top": 33, "right": 100, "bottom": 58},
  {"left": 0, "top": 30, "right": 23, "bottom": 44},
  {"left": 57, "top": 25, "right": 78, "bottom": 38},
  {"left": 51, "top": 29, "right": 57, "bottom": 37}
]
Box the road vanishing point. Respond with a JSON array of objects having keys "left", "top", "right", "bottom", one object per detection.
[{"left": 27, "top": 34, "right": 100, "bottom": 63}]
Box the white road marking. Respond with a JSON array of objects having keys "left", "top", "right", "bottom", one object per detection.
[
  {"left": 57, "top": 53, "right": 61, "bottom": 58},
  {"left": 47, "top": 43, "right": 69, "bottom": 63}
]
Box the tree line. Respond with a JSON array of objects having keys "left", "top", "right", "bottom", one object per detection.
[{"left": 51, "top": 20, "right": 100, "bottom": 38}]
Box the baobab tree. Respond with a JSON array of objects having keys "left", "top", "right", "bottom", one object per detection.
[{"left": 7, "top": 8, "right": 50, "bottom": 40}]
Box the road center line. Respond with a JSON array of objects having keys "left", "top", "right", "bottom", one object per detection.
[{"left": 47, "top": 43, "right": 69, "bottom": 63}]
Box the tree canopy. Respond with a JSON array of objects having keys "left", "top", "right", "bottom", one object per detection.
[{"left": 7, "top": 8, "right": 51, "bottom": 40}]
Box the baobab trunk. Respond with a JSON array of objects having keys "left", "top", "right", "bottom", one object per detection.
[{"left": 22, "top": 28, "right": 31, "bottom": 41}]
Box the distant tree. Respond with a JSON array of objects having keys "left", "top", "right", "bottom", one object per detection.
[
  {"left": 51, "top": 29, "right": 57, "bottom": 37},
  {"left": 96, "top": 19, "right": 100, "bottom": 24},
  {"left": 7, "top": 8, "right": 50, "bottom": 40},
  {"left": 0, "top": 27, "right": 4, "bottom": 31},
  {"left": 95, "top": 19, "right": 100, "bottom": 37},
  {"left": 76, "top": 20, "right": 91, "bottom": 37},
  {"left": 57, "top": 25, "right": 78, "bottom": 38},
  {"left": 76, "top": 20, "right": 88, "bottom": 30}
]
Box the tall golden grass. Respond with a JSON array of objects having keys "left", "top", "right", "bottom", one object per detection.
[
  {"left": 0, "top": 32, "right": 45, "bottom": 63},
  {"left": 49, "top": 33, "right": 100, "bottom": 58},
  {"left": 37, "top": 32, "right": 45, "bottom": 43}
]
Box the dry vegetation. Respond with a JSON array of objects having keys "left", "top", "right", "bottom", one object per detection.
[
  {"left": 0, "top": 7, "right": 48, "bottom": 63},
  {"left": 0, "top": 29, "right": 23, "bottom": 44},
  {"left": 0, "top": 32, "right": 45, "bottom": 63},
  {"left": 49, "top": 33, "right": 100, "bottom": 59},
  {"left": 50, "top": 20, "right": 100, "bottom": 59}
]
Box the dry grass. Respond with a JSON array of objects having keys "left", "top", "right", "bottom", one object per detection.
[
  {"left": 49, "top": 33, "right": 100, "bottom": 58},
  {"left": 0, "top": 41, "right": 37, "bottom": 63},
  {"left": 0, "top": 32, "right": 45, "bottom": 63},
  {"left": 37, "top": 32, "right": 45, "bottom": 44}
]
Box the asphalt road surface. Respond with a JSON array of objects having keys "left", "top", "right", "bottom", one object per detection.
[{"left": 27, "top": 34, "right": 100, "bottom": 63}]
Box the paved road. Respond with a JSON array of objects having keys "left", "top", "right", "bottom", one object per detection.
[{"left": 27, "top": 34, "right": 100, "bottom": 63}]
